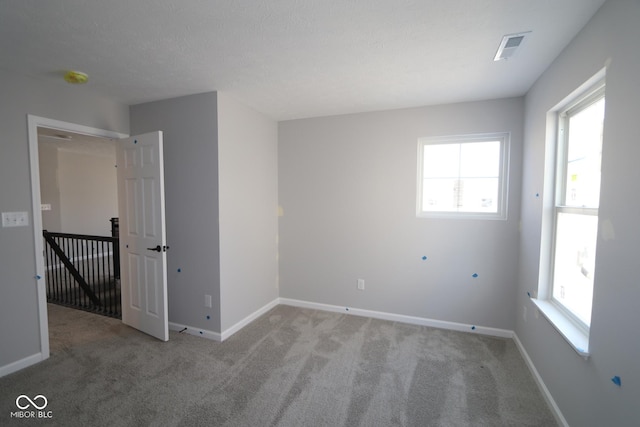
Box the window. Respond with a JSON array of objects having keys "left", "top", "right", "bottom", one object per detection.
[
  {"left": 550, "top": 82, "right": 605, "bottom": 330},
  {"left": 417, "top": 133, "right": 509, "bottom": 219}
]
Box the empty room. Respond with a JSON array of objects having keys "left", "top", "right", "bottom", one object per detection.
[{"left": 0, "top": 1, "right": 638, "bottom": 426}]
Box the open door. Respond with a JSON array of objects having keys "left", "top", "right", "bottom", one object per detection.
[{"left": 116, "top": 131, "right": 169, "bottom": 341}]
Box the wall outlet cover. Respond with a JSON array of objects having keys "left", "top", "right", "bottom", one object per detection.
[{"left": 2, "top": 211, "right": 29, "bottom": 227}]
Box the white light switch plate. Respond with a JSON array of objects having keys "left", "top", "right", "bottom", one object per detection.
[{"left": 2, "top": 211, "right": 29, "bottom": 227}]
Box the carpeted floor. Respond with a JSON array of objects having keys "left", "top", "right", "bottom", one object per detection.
[{"left": 0, "top": 304, "right": 557, "bottom": 426}]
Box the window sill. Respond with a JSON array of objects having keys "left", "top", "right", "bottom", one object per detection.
[
  {"left": 531, "top": 298, "right": 590, "bottom": 358},
  {"left": 416, "top": 212, "right": 507, "bottom": 221}
]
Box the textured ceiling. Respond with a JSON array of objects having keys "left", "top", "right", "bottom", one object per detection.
[{"left": 0, "top": 0, "right": 605, "bottom": 120}]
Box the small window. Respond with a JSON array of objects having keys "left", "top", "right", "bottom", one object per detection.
[
  {"left": 417, "top": 133, "right": 509, "bottom": 219},
  {"left": 550, "top": 82, "right": 605, "bottom": 329}
]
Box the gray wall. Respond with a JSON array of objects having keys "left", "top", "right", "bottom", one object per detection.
[
  {"left": 217, "top": 92, "right": 279, "bottom": 331},
  {"left": 278, "top": 98, "right": 523, "bottom": 330},
  {"left": 0, "top": 71, "right": 129, "bottom": 370},
  {"left": 516, "top": 0, "right": 640, "bottom": 425},
  {"left": 130, "top": 93, "right": 222, "bottom": 333}
]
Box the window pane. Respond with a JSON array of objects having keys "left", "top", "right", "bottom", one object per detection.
[
  {"left": 460, "top": 141, "right": 500, "bottom": 178},
  {"left": 418, "top": 133, "right": 508, "bottom": 219},
  {"left": 552, "top": 212, "right": 597, "bottom": 326},
  {"left": 422, "top": 178, "right": 457, "bottom": 211},
  {"left": 457, "top": 178, "right": 499, "bottom": 213},
  {"left": 423, "top": 144, "right": 460, "bottom": 178},
  {"left": 564, "top": 98, "right": 604, "bottom": 208}
]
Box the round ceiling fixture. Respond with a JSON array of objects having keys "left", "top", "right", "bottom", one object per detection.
[{"left": 63, "top": 70, "right": 89, "bottom": 84}]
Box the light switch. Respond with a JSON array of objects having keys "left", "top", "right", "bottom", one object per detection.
[
  {"left": 2, "top": 211, "right": 29, "bottom": 227},
  {"left": 41, "top": 204, "right": 52, "bottom": 211}
]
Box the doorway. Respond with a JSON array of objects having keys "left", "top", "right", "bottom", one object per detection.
[
  {"left": 28, "top": 115, "right": 128, "bottom": 360},
  {"left": 38, "top": 125, "right": 122, "bottom": 320},
  {"left": 29, "top": 115, "right": 170, "bottom": 361}
]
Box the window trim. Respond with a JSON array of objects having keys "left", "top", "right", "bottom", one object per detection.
[
  {"left": 534, "top": 69, "right": 606, "bottom": 357},
  {"left": 548, "top": 81, "right": 604, "bottom": 332},
  {"left": 416, "top": 132, "right": 510, "bottom": 220}
]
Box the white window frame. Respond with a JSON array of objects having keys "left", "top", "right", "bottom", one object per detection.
[
  {"left": 550, "top": 83, "right": 605, "bottom": 330},
  {"left": 416, "top": 132, "right": 510, "bottom": 220},
  {"left": 533, "top": 71, "right": 606, "bottom": 357}
]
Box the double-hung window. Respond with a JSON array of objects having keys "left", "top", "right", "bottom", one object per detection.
[
  {"left": 417, "top": 133, "right": 509, "bottom": 220},
  {"left": 550, "top": 81, "right": 605, "bottom": 330}
]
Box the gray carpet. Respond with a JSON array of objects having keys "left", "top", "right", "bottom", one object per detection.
[{"left": 0, "top": 304, "right": 557, "bottom": 426}]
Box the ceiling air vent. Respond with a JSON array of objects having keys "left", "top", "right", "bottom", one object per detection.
[{"left": 494, "top": 32, "right": 531, "bottom": 61}]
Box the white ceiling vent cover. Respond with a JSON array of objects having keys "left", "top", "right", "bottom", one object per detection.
[{"left": 494, "top": 32, "right": 531, "bottom": 61}]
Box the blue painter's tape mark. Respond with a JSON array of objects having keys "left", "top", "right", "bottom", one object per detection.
[
  {"left": 527, "top": 292, "right": 531, "bottom": 297},
  {"left": 134, "top": 139, "right": 138, "bottom": 144},
  {"left": 206, "top": 315, "right": 210, "bottom": 320},
  {"left": 535, "top": 193, "right": 540, "bottom": 198},
  {"left": 345, "top": 307, "right": 350, "bottom": 311},
  {"left": 177, "top": 268, "right": 182, "bottom": 273},
  {"left": 471, "top": 326, "right": 476, "bottom": 330},
  {"left": 612, "top": 376, "right": 621, "bottom": 387},
  {"left": 199, "top": 331, "right": 203, "bottom": 335},
  {"left": 472, "top": 273, "right": 478, "bottom": 278},
  {"left": 36, "top": 275, "right": 41, "bottom": 280},
  {"left": 422, "top": 256, "right": 427, "bottom": 260}
]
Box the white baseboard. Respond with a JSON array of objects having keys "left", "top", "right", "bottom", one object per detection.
[
  {"left": 0, "top": 352, "right": 45, "bottom": 378},
  {"left": 221, "top": 298, "right": 280, "bottom": 341},
  {"left": 168, "top": 297, "right": 280, "bottom": 343},
  {"left": 513, "top": 333, "right": 568, "bottom": 427},
  {"left": 169, "top": 322, "right": 221, "bottom": 342},
  {"left": 279, "top": 298, "right": 513, "bottom": 339}
]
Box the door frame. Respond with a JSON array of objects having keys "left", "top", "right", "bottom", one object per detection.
[{"left": 27, "top": 114, "right": 127, "bottom": 361}]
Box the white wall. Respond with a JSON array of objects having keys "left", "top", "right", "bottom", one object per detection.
[
  {"left": 38, "top": 143, "right": 62, "bottom": 232},
  {"left": 217, "top": 92, "right": 279, "bottom": 332},
  {"left": 57, "top": 149, "right": 117, "bottom": 236},
  {"left": 39, "top": 143, "right": 118, "bottom": 235},
  {"left": 516, "top": 0, "right": 640, "bottom": 425},
  {"left": 0, "top": 71, "right": 129, "bottom": 372},
  {"left": 279, "top": 98, "right": 523, "bottom": 330},
  {"left": 130, "top": 93, "right": 222, "bottom": 334}
]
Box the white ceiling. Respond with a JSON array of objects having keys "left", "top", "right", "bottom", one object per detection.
[{"left": 1, "top": 0, "right": 605, "bottom": 121}]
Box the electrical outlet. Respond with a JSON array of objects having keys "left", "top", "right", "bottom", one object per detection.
[
  {"left": 357, "top": 279, "right": 365, "bottom": 291},
  {"left": 204, "top": 294, "right": 212, "bottom": 308}
]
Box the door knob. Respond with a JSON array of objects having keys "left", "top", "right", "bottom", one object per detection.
[{"left": 147, "top": 245, "right": 169, "bottom": 252}]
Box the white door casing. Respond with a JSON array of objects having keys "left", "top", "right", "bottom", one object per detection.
[
  {"left": 116, "top": 131, "right": 169, "bottom": 341},
  {"left": 27, "top": 115, "right": 127, "bottom": 372}
]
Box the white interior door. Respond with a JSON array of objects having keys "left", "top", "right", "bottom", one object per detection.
[{"left": 116, "top": 131, "right": 168, "bottom": 341}]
